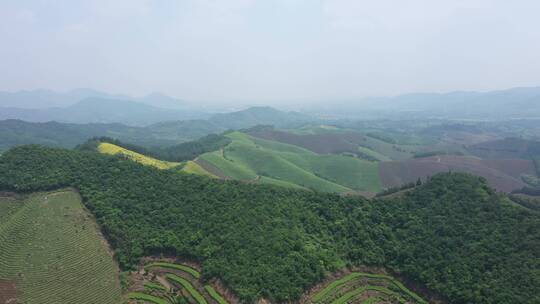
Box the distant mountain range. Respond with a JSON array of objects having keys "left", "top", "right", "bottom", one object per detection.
[
  {"left": 0, "top": 88, "right": 190, "bottom": 110},
  {"left": 0, "top": 106, "right": 315, "bottom": 151},
  {"left": 0, "top": 88, "right": 128, "bottom": 109},
  {"left": 0, "top": 88, "right": 209, "bottom": 126},
  {"left": 2, "top": 86, "right": 540, "bottom": 124},
  {"left": 0, "top": 97, "right": 208, "bottom": 126},
  {"left": 0, "top": 87, "right": 317, "bottom": 126},
  {"left": 317, "top": 86, "right": 540, "bottom": 119},
  {"left": 210, "top": 106, "right": 311, "bottom": 129}
]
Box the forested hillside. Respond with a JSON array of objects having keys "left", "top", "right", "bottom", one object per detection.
[
  {"left": 0, "top": 119, "right": 199, "bottom": 150},
  {"left": 0, "top": 145, "right": 538, "bottom": 303},
  {"left": 0, "top": 107, "right": 317, "bottom": 152}
]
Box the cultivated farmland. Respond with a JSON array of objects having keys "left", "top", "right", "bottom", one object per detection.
[
  {"left": 307, "top": 272, "right": 427, "bottom": 304},
  {"left": 247, "top": 127, "right": 366, "bottom": 154},
  {"left": 198, "top": 132, "right": 382, "bottom": 193},
  {"left": 127, "top": 260, "right": 232, "bottom": 304},
  {"left": 379, "top": 155, "right": 537, "bottom": 192},
  {"left": 0, "top": 190, "right": 121, "bottom": 304},
  {"left": 467, "top": 137, "right": 540, "bottom": 159},
  {"left": 94, "top": 129, "right": 540, "bottom": 195},
  {"left": 248, "top": 127, "right": 418, "bottom": 160}
]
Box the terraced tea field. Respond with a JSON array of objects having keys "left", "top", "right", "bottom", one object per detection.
[
  {"left": 0, "top": 190, "right": 121, "bottom": 304},
  {"left": 199, "top": 132, "right": 382, "bottom": 193},
  {"left": 128, "top": 261, "right": 231, "bottom": 304},
  {"left": 308, "top": 272, "right": 427, "bottom": 304},
  {"left": 98, "top": 131, "right": 537, "bottom": 194}
]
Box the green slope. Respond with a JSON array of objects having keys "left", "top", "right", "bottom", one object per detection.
[
  {"left": 278, "top": 153, "right": 381, "bottom": 192},
  {"left": 0, "top": 190, "right": 121, "bottom": 304},
  {"left": 199, "top": 150, "right": 257, "bottom": 180},
  {"left": 200, "top": 132, "right": 381, "bottom": 193},
  {"left": 360, "top": 135, "right": 416, "bottom": 160},
  {"left": 250, "top": 132, "right": 381, "bottom": 191},
  {"left": 225, "top": 138, "right": 350, "bottom": 193},
  {"left": 357, "top": 146, "right": 392, "bottom": 162}
]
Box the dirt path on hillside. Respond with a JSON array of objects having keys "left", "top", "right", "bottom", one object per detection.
[
  {"left": 194, "top": 158, "right": 230, "bottom": 179},
  {"left": 156, "top": 275, "right": 173, "bottom": 291}
]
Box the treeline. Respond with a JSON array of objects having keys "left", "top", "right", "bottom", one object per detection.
[
  {"left": 79, "top": 133, "right": 231, "bottom": 162},
  {"left": 158, "top": 133, "right": 231, "bottom": 161},
  {"left": 512, "top": 186, "right": 540, "bottom": 196},
  {"left": 413, "top": 151, "right": 464, "bottom": 158},
  {"left": 508, "top": 194, "right": 540, "bottom": 211},
  {"left": 366, "top": 132, "right": 397, "bottom": 144},
  {"left": 375, "top": 179, "right": 422, "bottom": 197},
  {"left": 0, "top": 145, "right": 539, "bottom": 303}
]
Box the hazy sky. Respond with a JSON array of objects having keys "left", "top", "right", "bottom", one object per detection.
[{"left": 1, "top": 0, "right": 540, "bottom": 102}]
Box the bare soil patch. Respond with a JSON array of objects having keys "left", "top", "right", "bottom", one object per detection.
[
  {"left": 0, "top": 280, "right": 18, "bottom": 304},
  {"left": 248, "top": 129, "right": 366, "bottom": 154},
  {"left": 209, "top": 279, "right": 239, "bottom": 304},
  {"left": 0, "top": 192, "right": 22, "bottom": 200},
  {"left": 195, "top": 158, "right": 231, "bottom": 179}
]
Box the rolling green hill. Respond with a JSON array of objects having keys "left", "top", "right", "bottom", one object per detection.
[
  {"left": 247, "top": 125, "right": 424, "bottom": 162},
  {"left": 92, "top": 130, "right": 538, "bottom": 194},
  {"left": 0, "top": 190, "right": 121, "bottom": 304},
  {"left": 199, "top": 132, "right": 382, "bottom": 193},
  {"left": 245, "top": 128, "right": 540, "bottom": 193}
]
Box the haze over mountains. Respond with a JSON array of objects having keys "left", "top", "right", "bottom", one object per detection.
[
  {"left": 0, "top": 88, "right": 185, "bottom": 109},
  {"left": 310, "top": 86, "right": 540, "bottom": 119},
  {"left": 0, "top": 89, "right": 209, "bottom": 125},
  {"left": 1, "top": 86, "right": 540, "bottom": 152},
  {"left": 0, "top": 106, "right": 314, "bottom": 150},
  {"left": 2, "top": 86, "right": 540, "bottom": 126}
]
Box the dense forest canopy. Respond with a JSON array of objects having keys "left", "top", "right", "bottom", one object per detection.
[{"left": 0, "top": 145, "right": 539, "bottom": 303}]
